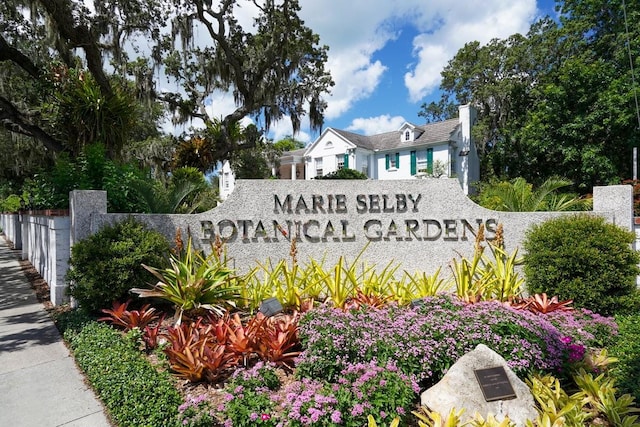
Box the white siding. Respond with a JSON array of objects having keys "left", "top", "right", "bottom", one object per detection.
[
  {"left": 304, "top": 132, "right": 354, "bottom": 179},
  {"left": 376, "top": 150, "right": 413, "bottom": 180}
]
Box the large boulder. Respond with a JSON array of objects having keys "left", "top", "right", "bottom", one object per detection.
[{"left": 420, "top": 344, "right": 538, "bottom": 426}]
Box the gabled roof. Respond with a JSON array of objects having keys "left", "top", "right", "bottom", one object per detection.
[
  {"left": 325, "top": 118, "right": 460, "bottom": 152},
  {"left": 332, "top": 129, "right": 376, "bottom": 150}
]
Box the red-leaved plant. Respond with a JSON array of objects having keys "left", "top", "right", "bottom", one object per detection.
[
  {"left": 343, "top": 290, "right": 392, "bottom": 311},
  {"left": 254, "top": 312, "right": 301, "bottom": 369},
  {"left": 161, "top": 308, "right": 302, "bottom": 383},
  {"left": 163, "top": 318, "right": 238, "bottom": 383},
  {"left": 226, "top": 313, "right": 267, "bottom": 365},
  {"left": 511, "top": 293, "right": 574, "bottom": 314},
  {"left": 98, "top": 300, "right": 160, "bottom": 331},
  {"left": 142, "top": 313, "right": 166, "bottom": 352}
]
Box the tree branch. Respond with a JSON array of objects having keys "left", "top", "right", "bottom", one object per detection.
[
  {"left": 0, "top": 34, "right": 42, "bottom": 79},
  {"left": 0, "top": 95, "right": 66, "bottom": 153},
  {"left": 39, "top": 0, "right": 113, "bottom": 97}
]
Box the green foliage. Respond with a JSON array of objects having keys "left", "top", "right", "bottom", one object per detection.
[
  {"left": 273, "top": 136, "right": 305, "bottom": 152},
  {"left": 474, "top": 177, "right": 592, "bottom": 211},
  {"left": 433, "top": 0, "right": 640, "bottom": 191},
  {"left": 0, "top": 194, "right": 22, "bottom": 212},
  {"left": 132, "top": 237, "right": 239, "bottom": 324},
  {"left": 610, "top": 314, "right": 640, "bottom": 403},
  {"left": 64, "top": 320, "right": 181, "bottom": 427},
  {"left": 66, "top": 218, "right": 170, "bottom": 313},
  {"left": 21, "top": 143, "right": 149, "bottom": 211},
  {"left": 315, "top": 168, "right": 368, "bottom": 179},
  {"left": 332, "top": 361, "right": 417, "bottom": 426},
  {"left": 134, "top": 166, "right": 213, "bottom": 213},
  {"left": 52, "top": 70, "right": 138, "bottom": 158},
  {"left": 177, "top": 395, "right": 217, "bottom": 427},
  {"left": 523, "top": 215, "right": 640, "bottom": 315}
]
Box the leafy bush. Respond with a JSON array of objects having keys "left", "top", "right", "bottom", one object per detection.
[
  {"left": 215, "top": 360, "right": 417, "bottom": 427},
  {"left": 315, "top": 168, "right": 368, "bottom": 179},
  {"left": 21, "top": 143, "right": 149, "bottom": 212},
  {"left": 0, "top": 194, "right": 22, "bottom": 212},
  {"left": 132, "top": 237, "right": 239, "bottom": 323},
  {"left": 66, "top": 218, "right": 170, "bottom": 313},
  {"left": 297, "top": 295, "right": 616, "bottom": 386},
  {"left": 64, "top": 320, "right": 181, "bottom": 427},
  {"left": 523, "top": 214, "right": 640, "bottom": 315},
  {"left": 609, "top": 314, "right": 640, "bottom": 402},
  {"left": 544, "top": 308, "right": 618, "bottom": 348}
]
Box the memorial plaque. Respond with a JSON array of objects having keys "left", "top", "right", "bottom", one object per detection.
[{"left": 474, "top": 366, "right": 517, "bottom": 402}]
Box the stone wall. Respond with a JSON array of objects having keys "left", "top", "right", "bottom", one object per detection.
[{"left": 77, "top": 179, "right": 632, "bottom": 278}]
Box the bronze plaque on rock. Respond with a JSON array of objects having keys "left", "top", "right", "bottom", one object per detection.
[{"left": 474, "top": 366, "right": 517, "bottom": 402}]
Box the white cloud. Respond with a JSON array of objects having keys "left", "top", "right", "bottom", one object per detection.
[
  {"left": 297, "top": 0, "right": 537, "bottom": 109},
  {"left": 346, "top": 115, "right": 406, "bottom": 136},
  {"left": 404, "top": 0, "right": 537, "bottom": 101},
  {"left": 268, "top": 116, "right": 312, "bottom": 144},
  {"left": 324, "top": 54, "right": 387, "bottom": 120}
]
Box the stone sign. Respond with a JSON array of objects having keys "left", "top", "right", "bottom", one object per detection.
[
  {"left": 73, "top": 179, "right": 632, "bottom": 277},
  {"left": 421, "top": 344, "right": 538, "bottom": 426}
]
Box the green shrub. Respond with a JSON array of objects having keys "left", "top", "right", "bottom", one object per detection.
[
  {"left": 315, "top": 168, "right": 368, "bottom": 179},
  {"left": 609, "top": 314, "right": 640, "bottom": 402},
  {"left": 523, "top": 214, "right": 640, "bottom": 315},
  {"left": 21, "top": 143, "right": 149, "bottom": 212},
  {"left": 66, "top": 218, "right": 170, "bottom": 313},
  {"left": 64, "top": 320, "right": 181, "bottom": 427},
  {"left": 0, "top": 194, "right": 23, "bottom": 212}
]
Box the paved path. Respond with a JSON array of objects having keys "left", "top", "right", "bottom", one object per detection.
[{"left": 0, "top": 236, "right": 113, "bottom": 427}]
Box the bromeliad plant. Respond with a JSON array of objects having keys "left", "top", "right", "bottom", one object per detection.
[
  {"left": 98, "top": 300, "right": 160, "bottom": 331},
  {"left": 512, "top": 293, "right": 574, "bottom": 314},
  {"left": 450, "top": 223, "right": 526, "bottom": 303},
  {"left": 131, "top": 237, "right": 240, "bottom": 325},
  {"left": 163, "top": 318, "right": 238, "bottom": 383}
]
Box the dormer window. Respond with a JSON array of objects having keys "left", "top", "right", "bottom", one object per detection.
[{"left": 404, "top": 130, "right": 411, "bottom": 141}]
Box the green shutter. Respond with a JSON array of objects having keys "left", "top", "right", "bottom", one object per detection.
[
  {"left": 385, "top": 154, "right": 390, "bottom": 169},
  {"left": 395, "top": 153, "right": 400, "bottom": 169},
  {"left": 427, "top": 148, "right": 433, "bottom": 174},
  {"left": 344, "top": 153, "right": 349, "bottom": 169},
  {"left": 410, "top": 151, "right": 416, "bottom": 175}
]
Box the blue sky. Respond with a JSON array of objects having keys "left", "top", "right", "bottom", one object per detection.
[{"left": 201, "top": 0, "right": 559, "bottom": 143}]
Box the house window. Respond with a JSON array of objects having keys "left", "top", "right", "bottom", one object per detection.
[
  {"left": 416, "top": 151, "right": 427, "bottom": 172},
  {"left": 385, "top": 153, "right": 400, "bottom": 170},
  {"left": 315, "top": 157, "right": 323, "bottom": 176},
  {"left": 223, "top": 172, "right": 230, "bottom": 189},
  {"left": 404, "top": 130, "right": 410, "bottom": 141},
  {"left": 336, "top": 155, "right": 345, "bottom": 170}
]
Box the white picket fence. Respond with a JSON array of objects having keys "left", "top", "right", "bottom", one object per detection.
[{"left": 1, "top": 212, "right": 70, "bottom": 305}]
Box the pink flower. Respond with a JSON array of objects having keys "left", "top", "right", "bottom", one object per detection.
[{"left": 261, "top": 413, "right": 271, "bottom": 421}]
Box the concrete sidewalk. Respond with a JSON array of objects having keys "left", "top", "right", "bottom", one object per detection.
[{"left": 0, "top": 236, "right": 112, "bottom": 427}]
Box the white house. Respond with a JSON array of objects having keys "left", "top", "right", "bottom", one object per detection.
[
  {"left": 278, "top": 104, "right": 479, "bottom": 194},
  {"left": 221, "top": 105, "right": 479, "bottom": 199}
]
